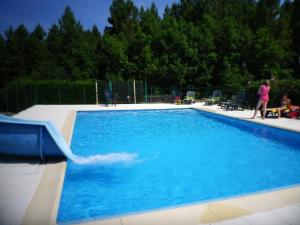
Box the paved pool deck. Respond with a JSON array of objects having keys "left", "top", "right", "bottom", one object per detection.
[{"left": 1, "top": 103, "right": 300, "bottom": 225}]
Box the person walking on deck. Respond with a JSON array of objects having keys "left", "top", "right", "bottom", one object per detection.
[{"left": 251, "top": 80, "right": 271, "bottom": 120}]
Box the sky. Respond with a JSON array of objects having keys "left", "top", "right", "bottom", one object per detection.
[{"left": 0, "top": 0, "right": 180, "bottom": 34}]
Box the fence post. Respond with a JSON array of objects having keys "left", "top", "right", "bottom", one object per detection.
[
  {"left": 16, "top": 85, "right": 19, "bottom": 112},
  {"left": 134, "top": 80, "right": 137, "bottom": 104},
  {"left": 58, "top": 87, "right": 61, "bottom": 104},
  {"left": 24, "top": 86, "right": 27, "bottom": 109},
  {"left": 35, "top": 85, "right": 38, "bottom": 105},
  {"left": 6, "top": 88, "right": 9, "bottom": 113},
  {"left": 83, "top": 86, "right": 86, "bottom": 104},
  {"left": 109, "top": 80, "right": 112, "bottom": 92},
  {"left": 30, "top": 85, "right": 32, "bottom": 106},
  {"left": 144, "top": 80, "right": 147, "bottom": 103},
  {"left": 95, "top": 80, "right": 99, "bottom": 104},
  {"left": 127, "top": 81, "right": 130, "bottom": 97}
]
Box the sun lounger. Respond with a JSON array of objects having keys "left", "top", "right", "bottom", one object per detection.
[
  {"left": 220, "top": 95, "right": 236, "bottom": 109},
  {"left": 183, "top": 91, "right": 195, "bottom": 104},
  {"left": 205, "top": 90, "right": 222, "bottom": 105},
  {"left": 104, "top": 90, "right": 113, "bottom": 106},
  {"left": 261, "top": 106, "right": 291, "bottom": 118},
  {"left": 171, "top": 89, "right": 182, "bottom": 104},
  {"left": 226, "top": 92, "right": 246, "bottom": 110},
  {"left": 262, "top": 108, "right": 279, "bottom": 118}
]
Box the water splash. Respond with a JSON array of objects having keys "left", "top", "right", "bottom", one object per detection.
[{"left": 70, "top": 152, "right": 138, "bottom": 165}]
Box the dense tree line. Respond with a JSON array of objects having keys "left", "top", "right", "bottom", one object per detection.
[{"left": 0, "top": 0, "right": 299, "bottom": 92}]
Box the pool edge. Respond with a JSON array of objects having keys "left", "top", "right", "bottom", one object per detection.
[
  {"left": 193, "top": 106, "right": 300, "bottom": 134},
  {"left": 22, "top": 110, "right": 76, "bottom": 225},
  {"left": 24, "top": 106, "right": 300, "bottom": 225}
]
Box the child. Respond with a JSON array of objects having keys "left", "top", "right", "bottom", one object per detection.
[{"left": 251, "top": 80, "right": 271, "bottom": 120}]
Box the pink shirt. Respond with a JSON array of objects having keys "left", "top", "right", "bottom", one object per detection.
[{"left": 259, "top": 85, "right": 270, "bottom": 102}]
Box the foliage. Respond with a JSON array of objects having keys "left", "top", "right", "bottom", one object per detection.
[{"left": 0, "top": 0, "right": 299, "bottom": 92}]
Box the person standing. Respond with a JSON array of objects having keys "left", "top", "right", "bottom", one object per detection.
[{"left": 251, "top": 80, "right": 271, "bottom": 120}]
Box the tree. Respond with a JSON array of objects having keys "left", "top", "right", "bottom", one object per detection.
[
  {"left": 0, "top": 35, "right": 6, "bottom": 87},
  {"left": 99, "top": 34, "right": 129, "bottom": 81},
  {"left": 291, "top": 0, "right": 300, "bottom": 77},
  {"left": 255, "top": 0, "right": 281, "bottom": 30},
  {"left": 3, "top": 25, "right": 29, "bottom": 82},
  {"left": 251, "top": 27, "right": 286, "bottom": 79},
  {"left": 105, "top": 0, "right": 139, "bottom": 37},
  {"left": 86, "top": 25, "right": 102, "bottom": 80},
  {"left": 26, "top": 24, "right": 49, "bottom": 79},
  {"left": 57, "top": 6, "right": 95, "bottom": 80},
  {"left": 46, "top": 24, "right": 65, "bottom": 79},
  {"left": 139, "top": 3, "right": 160, "bottom": 37},
  {"left": 0, "top": 1, "right": 299, "bottom": 90}
]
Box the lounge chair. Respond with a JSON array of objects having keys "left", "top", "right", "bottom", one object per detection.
[
  {"left": 104, "top": 90, "right": 113, "bottom": 106},
  {"left": 226, "top": 92, "right": 246, "bottom": 110},
  {"left": 183, "top": 91, "right": 196, "bottom": 104},
  {"left": 261, "top": 108, "right": 280, "bottom": 118},
  {"left": 171, "top": 89, "right": 182, "bottom": 104},
  {"left": 205, "top": 90, "right": 222, "bottom": 105},
  {"left": 262, "top": 105, "right": 293, "bottom": 118},
  {"left": 220, "top": 95, "right": 236, "bottom": 109}
]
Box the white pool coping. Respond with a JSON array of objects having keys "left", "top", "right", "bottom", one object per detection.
[
  {"left": 1, "top": 103, "right": 300, "bottom": 225},
  {"left": 15, "top": 103, "right": 300, "bottom": 133}
]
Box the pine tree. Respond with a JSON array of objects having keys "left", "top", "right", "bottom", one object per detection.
[
  {"left": 3, "top": 25, "right": 29, "bottom": 82},
  {"left": 27, "top": 24, "right": 49, "bottom": 79},
  {"left": 0, "top": 1, "right": 298, "bottom": 89},
  {"left": 105, "top": 0, "right": 139, "bottom": 37},
  {"left": 291, "top": 0, "right": 300, "bottom": 77},
  {"left": 0, "top": 35, "right": 6, "bottom": 87}
]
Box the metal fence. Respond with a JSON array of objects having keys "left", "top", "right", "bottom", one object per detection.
[
  {"left": 0, "top": 82, "right": 248, "bottom": 113},
  {"left": 1, "top": 80, "right": 280, "bottom": 114},
  {"left": 0, "top": 80, "right": 148, "bottom": 113},
  {"left": 1, "top": 80, "right": 222, "bottom": 114}
]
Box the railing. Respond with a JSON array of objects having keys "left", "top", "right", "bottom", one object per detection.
[{"left": 147, "top": 95, "right": 173, "bottom": 103}]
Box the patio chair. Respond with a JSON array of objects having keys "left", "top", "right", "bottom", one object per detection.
[
  {"left": 226, "top": 92, "right": 246, "bottom": 110},
  {"left": 205, "top": 90, "right": 222, "bottom": 105},
  {"left": 260, "top": 108, "right": 279, "bottom": 118},
  {"left": 171, "top": 89, "right": 182, "bottom": 104},
  {"left": 261, "top": 103, "right": 296, "bottom": 119},
  {"left": 183, "top": 91, "right": 196, "bottom": 104},
  {"left": 220, "top": 95, "right": 236, "bottom": 109},
  {"left": 104, "top": 90, "right": 113, "bottom": 106}
]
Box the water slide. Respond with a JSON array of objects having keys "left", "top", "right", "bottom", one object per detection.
[{"left": 0, "top": 115, "right": 136, "bottom": 164}]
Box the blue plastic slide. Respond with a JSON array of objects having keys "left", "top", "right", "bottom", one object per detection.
[
  {"left": 0, "top": 115, "right": 73, "bottom": 159},
  {"left": 0, "top": 115, "right": 137, "bottom": 164}
]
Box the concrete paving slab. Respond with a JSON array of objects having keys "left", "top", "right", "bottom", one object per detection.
[
  {"left": 1, "top": 173, "right": 41, "bottom": 185},
  {"left": 12, "top": 165, "right": 40, "bottom": 175},
  {"left": 272, "top": 205, "right": 300, "bottom": 225},
  {"left": 0, "top": 183, "right": 30, "bottom": 198},
  {"left": 77, "top": 218, "right": 122, "bottom": 225},
  {"left": 0, "top": 196, "right": 31, "bottom": 225},
  {"left": 243, "top": 211, "right": 288, "bottom": 225},
  {"left": 164, "top": 204, "right": 218, "bottom": 224},
  {"left": 211, "top": 217, "right": 249, "bottom": 225}
]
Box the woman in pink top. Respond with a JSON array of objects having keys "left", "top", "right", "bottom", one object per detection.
[{"left": 251, "top": 80, "right": 271, "bottom": 119}]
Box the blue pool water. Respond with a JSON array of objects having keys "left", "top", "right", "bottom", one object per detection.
[{"left": 58, "top": 109, "right": 300, "bottom": 223}]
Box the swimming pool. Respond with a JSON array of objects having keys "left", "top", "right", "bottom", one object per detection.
[{"left": 57, "top": 109, "right": 300, "bottom": 223}]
